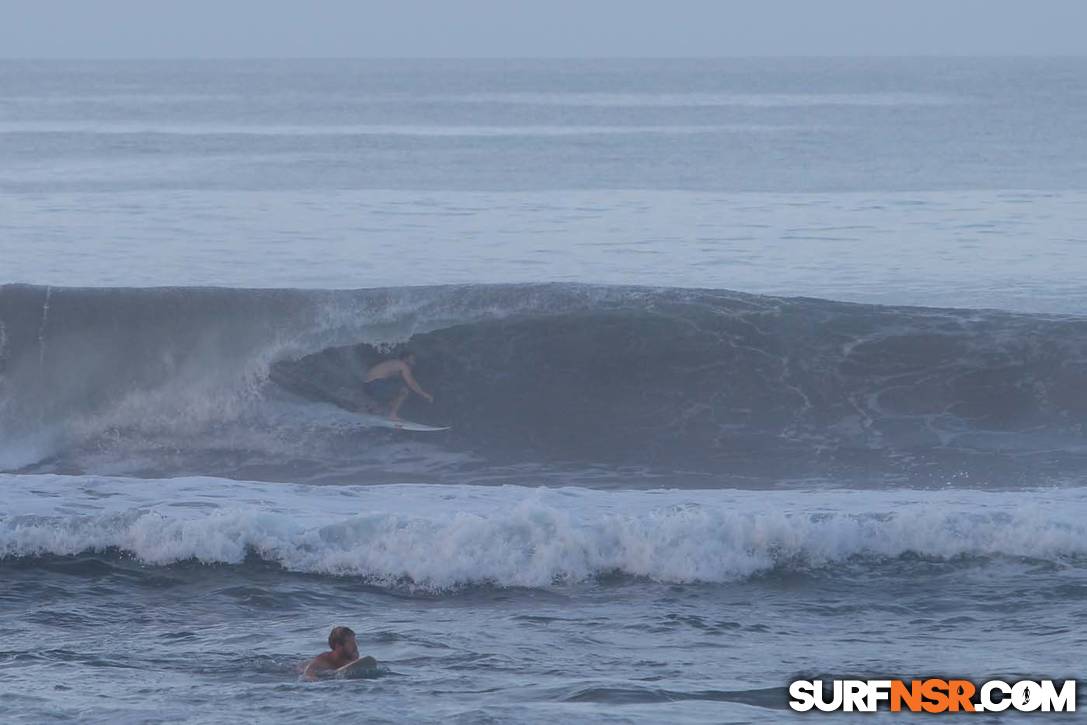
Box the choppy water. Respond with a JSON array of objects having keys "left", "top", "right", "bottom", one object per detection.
[
  {"left": 2, "top": 59, "right": 1087, "bottom": 723},
  {"left": 4, "top": 476, "right": 1085, "bottom": 722}
]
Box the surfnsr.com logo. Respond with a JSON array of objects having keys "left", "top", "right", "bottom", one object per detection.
[{"left": 789, "top": 679, "right": 1077, "bottom": 713}]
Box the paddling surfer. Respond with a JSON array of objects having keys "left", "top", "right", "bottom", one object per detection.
[
  {"left": 362, "top": 350, "right": 433, "bottom": 421},
  {"left": 302, "top": 626, "right": 377, "bottom": 681}
]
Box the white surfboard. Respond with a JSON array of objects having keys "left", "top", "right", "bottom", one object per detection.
[
  {"left": 354, "top": 413, "right": 451, "bottom": 432},
  {"left": 335, "top": 656, "right": 380, "bottom": 679}
]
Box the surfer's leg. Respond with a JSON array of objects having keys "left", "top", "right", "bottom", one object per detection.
[{"left": 388, "top": 387, "right": 409, "bottom": 420}]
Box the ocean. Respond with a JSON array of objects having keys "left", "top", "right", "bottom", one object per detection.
[{"left": 1, "top": 58, "right": 1086, "bottom": 722}]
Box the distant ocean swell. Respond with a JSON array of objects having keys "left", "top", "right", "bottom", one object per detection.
[{"left": 1, "top": 283, "right": 1086, "bottom": 483}]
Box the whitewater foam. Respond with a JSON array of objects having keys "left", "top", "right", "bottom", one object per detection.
[{"left": 3, "top": 475, "right": 1085, "bottom": 591}]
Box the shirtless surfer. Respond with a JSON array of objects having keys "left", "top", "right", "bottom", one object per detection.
[
  {"left": 362, "top": 350, "right": 433, "bottom": 420},
  {"left": 302, "top": 626, "right": 377, "bottom": 681}
]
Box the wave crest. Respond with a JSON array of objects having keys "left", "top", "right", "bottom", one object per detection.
[{"left": 4, "top": 482, "right": 1084, "bottom": 590}]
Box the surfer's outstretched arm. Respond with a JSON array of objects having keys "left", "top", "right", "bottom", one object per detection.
[{"left": 401, "top": 367, "right": 433, "bottom": 402}]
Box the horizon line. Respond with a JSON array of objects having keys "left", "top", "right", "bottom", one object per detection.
[{"left": 2, "top": 53, "right": 1086, "bottom": 61}]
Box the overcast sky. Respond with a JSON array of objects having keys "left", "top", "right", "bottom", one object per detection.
[{"left": 2, "top": 0, "right": 1084, "bottom": 58}]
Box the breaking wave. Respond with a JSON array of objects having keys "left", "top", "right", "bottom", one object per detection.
[
  {"left": 3, "top": 477, "right": 1084, "bottom": 590},
  {"left": 2, "top": 283, "right": 1087, "bottom": 485}
]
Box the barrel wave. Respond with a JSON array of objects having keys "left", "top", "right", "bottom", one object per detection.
[{"left": 2, "top": 283, "right": 1086, "bottom": 486}]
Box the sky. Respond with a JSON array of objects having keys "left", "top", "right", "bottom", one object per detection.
[{"left": 1, "top": 0, "right": 1084, "bottom": 58}]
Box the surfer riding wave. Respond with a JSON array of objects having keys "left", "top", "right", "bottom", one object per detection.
[{"left": 362, "top": 350, "right": 433, "bottom": 421}]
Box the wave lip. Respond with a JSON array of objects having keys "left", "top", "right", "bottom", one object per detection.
[{"left": 3, "top": 476, "right": 1085, "bottom": 591}]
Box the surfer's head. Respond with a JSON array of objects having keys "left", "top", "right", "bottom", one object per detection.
[
  {"left": 398, "top": 349, "right": 417, "bottom": 367},
  {"left": 328, "top": 626, "right": 358, "bottom": 659}
]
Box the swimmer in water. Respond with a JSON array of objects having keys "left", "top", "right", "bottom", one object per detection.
[{"left": 302, "top": 626, "right": 377, "bottom": 681}]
